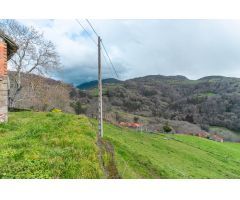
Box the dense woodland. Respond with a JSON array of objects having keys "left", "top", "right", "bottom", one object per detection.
[
  {"left": 78, "top": 75, "right": 240, "bottom": 132},
  {"left": 109, "top": 75, "right": 240, "bottom": 131}
]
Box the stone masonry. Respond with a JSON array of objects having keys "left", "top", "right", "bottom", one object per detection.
[{"left": 0, "top": 38, "right": 8, "bottom": 122}]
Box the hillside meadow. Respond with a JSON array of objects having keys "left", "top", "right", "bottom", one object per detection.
[
  {"left": 0, "top": 112, "right": 103, "bottom": 178},
  {"left": 0, "top": 111, "right": 240, "bottom": 178},
  {"left": 97, "top": 121, "right": 240, "bottom": 178}
]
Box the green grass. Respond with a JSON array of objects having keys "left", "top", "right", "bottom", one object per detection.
[
  {"left": 2, "top": 112, "right": 240, "bottom": 179},
  {"left": 89, "top": 84, "right": 121, "bottom": 97},
  {"left": 194, "top": 92, "right": 216, "bottom": 98},
  {"left": 89, "top": 87, "right": 109, "bottom": 97},
  {"left": 103, "top": 122, "right": 240, "bottom": 178},
  {"left": 0, "top": 112, "right": 103, "bottom": 178}
]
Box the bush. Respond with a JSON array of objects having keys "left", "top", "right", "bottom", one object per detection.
[
  {"left": 115, "top": 112, "right": 120, "bottom": 123},
  {"left": 70, "top": 101, "right": 87, "bottom": 115},
  {"left": 133, "top": 116, "right": 139, "bottom": 123},
  {"left": 200, "top": 124, "right": 209, "bottom": 131},
  {"left": 163, "top": 122, "right": 172, "bottom": 133},
  {"left": 51, "top": 108, "right": 62, "bottom": 113}
]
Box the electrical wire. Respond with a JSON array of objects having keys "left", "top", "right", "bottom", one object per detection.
[
  {"left": 86, "top": 19, "right": 99, "bottom": 37},
  {"left": 86, "top": 19, "right": 119, "bottom": 79},
  {"left": 77, "top": 18, "right": 120, "bottom": 79},
  {"left": 101, "top": 41, "right": 119, "bottom": 79},
  {"left": 75, "top": 19, "right": 97, "bottom": 45}
]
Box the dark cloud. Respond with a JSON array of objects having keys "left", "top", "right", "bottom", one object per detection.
[{"left": 21, "top": 19, "right": 240, "bottom": 84}]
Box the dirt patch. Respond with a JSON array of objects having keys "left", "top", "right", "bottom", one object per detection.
[
  {"left": 88, "top": 119, "right": 120, "bottom": 178},
  {"left": 97, "top": 134, "right": 121, "bottom": 179}
]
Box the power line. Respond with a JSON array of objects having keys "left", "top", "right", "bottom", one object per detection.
[
  {"left": 102, "top": 53, "right": 115, "bottom": 77},
  {"left": 85, "top": 19, "right": 120, "bottom": 79},
  {"left": 86, "top": 19, "right": 99, "bottom": 37},
  {"left": 76, "top": 19, "right": 120, "bottom": 138},
  {"left": 75, "top": 19, "right": 97, "bottom": 45},
  {"left": 101, "top": 42, "right": 119, "bottom": 79}
]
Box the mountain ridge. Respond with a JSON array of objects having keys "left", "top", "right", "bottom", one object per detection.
[
  {"left": 77, "top": 78, "right": 122, "bottom": 90},
  {"left": 77, "top": 74, "right": 240, "bottom": 89}
]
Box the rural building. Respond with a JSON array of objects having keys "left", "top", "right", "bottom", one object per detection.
[
  {"left": 196, "top": 132, "right": 209, "bottom": 138},
  {"left": 119, "top": 122, "right": 143, "bottom": 129},
  {"left": 210, "top": 134, "right": 224, "bottom": 143},
  {"left": 0, "top": 31, "right": 18, "bottom": 123}
]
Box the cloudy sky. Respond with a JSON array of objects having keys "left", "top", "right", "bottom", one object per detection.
[{"left": 20, "top": 19, "right": 240, "bottom": 85}]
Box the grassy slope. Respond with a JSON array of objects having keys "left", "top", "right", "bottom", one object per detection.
[
  {"left": 103, "top": 122, "right": 240, "bottom": 178},
  {"left": 0, "top": 112, "right": 103, "bottom": 178},
  {"left": 1, "top": 112, "right": 240, "bottom": 179}
]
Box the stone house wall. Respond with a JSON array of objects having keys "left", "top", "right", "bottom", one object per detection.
[{"left": 0, "top": 39, "right": 8, "bottom": 122}]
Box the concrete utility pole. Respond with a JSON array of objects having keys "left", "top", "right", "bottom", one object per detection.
[{"left": 98, "top": 36, "right": 103, "bottom": 137}]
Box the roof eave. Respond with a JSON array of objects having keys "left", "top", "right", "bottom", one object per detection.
[{"left": 0, "top": 31, "right": 18, "bottom": 60}]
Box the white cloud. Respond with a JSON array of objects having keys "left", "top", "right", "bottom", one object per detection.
[{"left": 20, "top": 19, "right": 240, "bottom": 85}]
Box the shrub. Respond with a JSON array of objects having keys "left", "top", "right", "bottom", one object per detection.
[
  {"left": 163, "top": 122, "right": 172, "bottom": 133},
  {"left": 200, "top": 124, "right": 209, "bottom": 131},
  {"left": 115, "top": 112, "right": 120, "bottom": 123},
  {"left": 133, "top": 116, "right": 139, "bottom": 123},
  {"left": 51, "top": 108, "right": 62, "bottom": 113},
  {"left": 70, "top": 101, "right": 87, "bottom": 115}
]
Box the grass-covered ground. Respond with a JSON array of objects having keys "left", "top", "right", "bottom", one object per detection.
[
  {"left": 0, "top": 112, "right": 103, "bottom": 178},
  {"left": 103, "top": 122, "right": 240, "bottom": 178},
  {"left": 1, "top": 112, "right": 240, "bottom": 179}
]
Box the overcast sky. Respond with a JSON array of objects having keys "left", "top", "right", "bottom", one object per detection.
[{"left": 20, "top": 19, "right": 240, "bottom": 85}]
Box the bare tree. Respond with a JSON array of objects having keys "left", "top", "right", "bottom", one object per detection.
[{"left": 0, "top": 20, "right": 61, "bottom": 107}]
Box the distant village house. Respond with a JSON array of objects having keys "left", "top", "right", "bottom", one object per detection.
[
  {"left": 119, "top": 122, "right": 143, "bottom": 129},
  {"left": 209, "top": 134, "right": 224, "bottom": 143},
  {"left": 195, "top": 132, "right": 224, "bottom": 142},
  {"left": 195, "top": 132, "right": 209, "bottom": 138}
]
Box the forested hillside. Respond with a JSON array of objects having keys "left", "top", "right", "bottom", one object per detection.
[
  {"left": 76, "top": 75, "right": 240, "bottom": 141},
  {"left": 111, "top": 75, "right": 240, "bottom": 131},
  {"left": 11, "top": 72, "right": 240, "bottom": 141}
]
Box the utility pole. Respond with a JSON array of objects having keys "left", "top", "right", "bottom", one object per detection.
[{"left": 98, "top": 36, "right": 103, "bottom": 137}]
